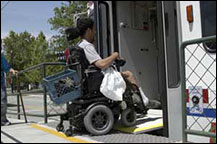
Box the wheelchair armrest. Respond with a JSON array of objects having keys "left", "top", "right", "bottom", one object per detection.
[
  {"left": 85, "top": 65, "right": 101, "bottom": 74},
  {"left": 66, "top": 62, "right": 80, "bottom": 68}
]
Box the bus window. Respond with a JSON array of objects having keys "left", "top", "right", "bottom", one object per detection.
[{"left": 200, "top": 1, "right": 216, "bottom": 53}]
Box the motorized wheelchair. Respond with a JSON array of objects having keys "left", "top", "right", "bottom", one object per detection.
[{"left": 48, "top": 43, "right": 149, "bottom": 137}]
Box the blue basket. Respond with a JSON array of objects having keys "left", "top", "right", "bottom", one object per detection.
[{"left": 43, "top": 70, "right": 81, "bottom": 105}]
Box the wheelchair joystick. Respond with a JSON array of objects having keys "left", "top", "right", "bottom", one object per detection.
[{"left": 115, "top": 59, "right": 126, "bottom": 68}]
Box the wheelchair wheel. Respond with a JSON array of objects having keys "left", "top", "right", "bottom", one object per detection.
[
  {"left": 121, "top": 108, "right": 137, "bottom": 127},
  {"left": 65, "top": 128, "right": 73, "bottom": 137},
  {"left": 56, "top": 124, "right": 64, "bottom": 132},
  {"left": 84, "top": 105, "right": 114, "bottom": 136}
]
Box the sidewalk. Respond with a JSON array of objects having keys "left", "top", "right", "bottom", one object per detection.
[
  {"left": 1, "top": 110, "right": 175, "bottom": 143},
  {"left": 1, "top": 119, "right": 99, "bottom": 143}
]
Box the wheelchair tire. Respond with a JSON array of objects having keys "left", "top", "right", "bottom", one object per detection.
[
  {"left": 84, "top": 105, "right": 114, "bottom": 136},
  {"left": 56, "top": 124, "right": 64, "bottom": 132},
  {"left": 121, "top": 108, "right": 137, "bottom": 127},
  {"left": 65, "top": 128, "right": 73, "bottom": 137}
]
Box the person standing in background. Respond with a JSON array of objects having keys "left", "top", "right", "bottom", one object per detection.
[{"left": 1, "top": 39, "right": 18, "bottom": 126}]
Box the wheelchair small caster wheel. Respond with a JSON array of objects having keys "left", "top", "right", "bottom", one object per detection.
[
  {"left": 56, "top": 124, "right": 64, "bottom": 132},
  {"left": 121, "top": 108, "right": 137, "bottom": 127},
  {"left": 65, "top": 129, "right": 73, "bottom": 137}
]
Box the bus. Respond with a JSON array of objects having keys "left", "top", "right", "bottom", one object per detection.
[{"left": 88, "top": 1, "right": 216, "bottom": 143}]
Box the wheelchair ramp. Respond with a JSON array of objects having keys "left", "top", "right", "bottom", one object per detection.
[{"left": 114, "top": 109, "right": 163, "bottom": 134}]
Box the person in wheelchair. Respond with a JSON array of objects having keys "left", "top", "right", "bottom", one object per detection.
[{"left": 66, "top": 18, "right": 161, "bottom": 110}]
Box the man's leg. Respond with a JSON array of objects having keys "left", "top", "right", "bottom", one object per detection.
[
  {"left": 1, "top": 83, "right": 10, "bottom": 126},
  {"left": 121, "top": 71, "right": 149, "bottom": 106},
  {"left": 1, "top": 83, "right": 7, "bottom": 122},
  {"left": 121, "top": 71, "right": 138, "bottom": 86},
  {"left": 121, "top": 71, "right": 161, "bottom": 109}
]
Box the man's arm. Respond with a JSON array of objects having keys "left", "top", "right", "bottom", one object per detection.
[
  {"left": 1, "top": 54, "right": 11, "bottom": 73},
  {"left": 94, "top": 52, "right": 119, "bottom": 70},
  {"left": 1, "top": 54, "right": 18, "bottom": 76}
]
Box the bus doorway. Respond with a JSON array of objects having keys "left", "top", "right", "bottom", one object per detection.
[
  {"left": 115, "top": 1, "right": 168, "bottom": 136},
  {"left": 94, "top": 1, "right": 174, "bottom": 138}
]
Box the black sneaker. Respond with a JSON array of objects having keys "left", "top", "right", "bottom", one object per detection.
[{"left": 146, "top": 100, "right": 162, "bottom": 109}]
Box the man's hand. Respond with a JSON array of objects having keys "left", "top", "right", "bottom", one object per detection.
[
  {"left": 9, "top": 69, "right": 18, "bottom": 77},
  {"left": 112, "top": 52, "right": 120, "bottom": 60}
]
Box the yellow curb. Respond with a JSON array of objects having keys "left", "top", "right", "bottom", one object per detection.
[{"left": 30, "top": 124, "right": 94, "bottom": 143}]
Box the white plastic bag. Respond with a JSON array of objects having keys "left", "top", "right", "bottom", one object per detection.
[{"left": 100, "top": 67, "right": 126, "bottom": 101}]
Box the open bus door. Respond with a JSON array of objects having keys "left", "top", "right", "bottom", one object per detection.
[{"left": 93, "top": 1, "right": 181, "bottom": 138}]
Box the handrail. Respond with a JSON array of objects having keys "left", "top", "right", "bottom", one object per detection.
[
  {"left": 7, "top": 62, "right": 67, "bottom": 123},
  {"left": 17, "top": 62, "right": 66, "bottom": 76},
  {"left": 180, "top": 35, "right": 216, "bottom": 142}
]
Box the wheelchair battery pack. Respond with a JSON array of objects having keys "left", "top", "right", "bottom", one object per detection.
[{"left": 43, "top": 70, "right": 81, "bottom": 105}]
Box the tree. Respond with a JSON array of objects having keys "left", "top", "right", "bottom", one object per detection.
[
  {"left": 1, "top": 1, "right": 89, "bottom": 86},
  {"left": 48, "top": 1, "right": 88, "bottom": 33},
  {"left": 48, "top": 1, "right": 88, "bottom": 50},
  {"left": 23, "top": 32, "right": 48, "bottom": 84},
  {"left": 3, "top": 31, "right": 35, "bottom": 72},
  {"left": 3, "top": 31, "right": 36, "bottom": 87},
  {"left": 3, "top": 31, "right": 63, "bottom": 86}
]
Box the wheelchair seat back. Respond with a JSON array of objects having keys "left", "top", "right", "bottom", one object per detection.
[
  {"left": 68, "top": 45, "right": 89, "bottom": 74},
  {"left": 67, "top": 45, "right": 104, "bottom": 94}
]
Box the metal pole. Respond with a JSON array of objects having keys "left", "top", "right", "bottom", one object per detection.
[
  {"left": 180, "top": 42, "right": 188, "bottom": 142},
  {"left": 9, "top": 62, "right": 66, "bottom": 123},
  {"left": 15, "top": 75, "right": 21, "bottom": 120},
  {"left": 17, "top": 93, "right": 21, "bottom": 120},
  {"left": 17, "top": 77, "right": 28, "bottom": 123},
  {"left": 42, "top": 64, "right": 48, "bottom": 123},
  {"left": 185, "top": 130, "right": 216, "bottom": 138},
  {"left": 7, "top": 112, "right": 63, "bottom": 118}
]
